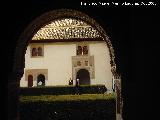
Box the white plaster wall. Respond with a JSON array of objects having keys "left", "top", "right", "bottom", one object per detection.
[
  {"left": 20, "top": 75, "right": 27, "bottom": 87},
  {"left": 44, "top": 43, "right": 76, "bottom": 86},
  {"left": 89, "top": 42, "right": 112, "bottom": 90},
  {"left": 20, "top": 43, "right": 76, "bottom": 87},
  {"left": 20, "top": 41, "right": 112, "bottom": 90}
]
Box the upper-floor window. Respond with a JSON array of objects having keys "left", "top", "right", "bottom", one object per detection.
[
  {"left": 76, "top": 44, "right": 89, "bottom": 55},
  {"left": 32, "top": 48, "right": 37, "bottom": 56},
  {"left": 37, "top": 47, "right": 43, "bottom": 56},
  {"left": 83, "top": 46, "right": 88, "bottom": 55},
  {"left": 30, "top": 44, "right": 44, "bottom": 57},
  {"left": 77, "top": 46, "right": 82, "bottom": 55}
]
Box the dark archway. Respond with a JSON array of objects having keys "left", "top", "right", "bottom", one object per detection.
[
  {"left": 76, "top": 69, "right": 90, "bottom": 85},
  {"left": 37, "top": 74, "right": 45, "bottom": 86},
  {"left": 28, "top": 75, "right": 33, "bottom": 87}
]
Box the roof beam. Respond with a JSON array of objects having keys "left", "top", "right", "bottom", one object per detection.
[{"left": 30, "top": 37, "right": 104, "bottom": 43}]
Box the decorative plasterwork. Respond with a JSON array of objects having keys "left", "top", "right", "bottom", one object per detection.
[
  {"left": 72, "top": 55, "right": 94, "bottom": 80},
  {"left": 32, "top": 18, "right": 102, "bottom": 40}
]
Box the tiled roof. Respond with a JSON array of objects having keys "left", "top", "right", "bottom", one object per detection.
[{"left": 32, "top": 18, "right": 102, "bottom": 40}]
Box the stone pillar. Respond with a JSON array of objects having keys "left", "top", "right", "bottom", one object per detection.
[
  {"left": 115, "top": 78, "right": 123, "bottom": 120},
  {"left": 73, "top": 79, "right": 76, "bottom": 86},
  {"left": 111, "top": 65, "right": 123, "bottom": 119},
  {"left": 7, "top": 70, "right": 24, "bottom": 120}
]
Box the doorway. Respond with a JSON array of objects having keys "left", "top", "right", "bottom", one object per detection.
[
  {"left": 37, "top": 74, "right": 45, "bottom": 86},
  {"left": 76, "top": 69, "right": 90, "bottom": 85},
  {"left": 28, "top": 75, "right": 33, "bottom": 87}
]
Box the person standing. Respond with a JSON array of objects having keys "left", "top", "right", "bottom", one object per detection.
[
  {"left": 76, "top": 79, "right": 79, "bottom": 86},
  {"left": 75, "top": 79, "right": 80, "bottom": 95},
  {"left": 69, "top": 78, "right": 73, "bottom": 85}
]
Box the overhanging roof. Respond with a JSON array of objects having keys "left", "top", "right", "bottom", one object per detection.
[{"left": 32, "top": 18, "right": 103, "bottom": 41}]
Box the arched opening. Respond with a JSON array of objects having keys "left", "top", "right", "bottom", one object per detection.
[
  {"left": 76, "top": 69, "right": 90, "bottom": 85},
  {"left": 37, "top": 74, "right": 45, "bottom": 86},
  {"left": 77, "top": 46, "right": 82, "bottom": 55},
  {"left": 32, "top": 48, "right": 37, "bottom": 56},
  {"left": 8, "top": 9, "right": 122, "bottom": 120},
  {"left": 27, "top": 75, "right": 33, "bottom": 87},
  {"left": 83, "top": 46, "right": 88, "bottom": 55},
  {"left": 37, "top": 47, "right": 42, "bottom": 56}
]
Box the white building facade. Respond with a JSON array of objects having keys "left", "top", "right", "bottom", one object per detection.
[{"left": 20, "top": 18, "right": 113, "bottom": 91}]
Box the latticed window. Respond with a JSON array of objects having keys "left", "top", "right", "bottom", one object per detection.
[
  {"left": 83, "top": 46, "right": 88, "bottom": 55},
  {"left": 30, "top": 45, "right": 44, "bottom": 57},
  {"left": 76, "top": 45, "right": 88, "bottom": 55},
  {"left": 38, "top": 47, "right": 43, "bottom": 56},
  {"left": 32, "top": 48, "right": 37, "bottom": 56},
  {"left": 77, "top": 46, "right": 82, "bottom": 55}
]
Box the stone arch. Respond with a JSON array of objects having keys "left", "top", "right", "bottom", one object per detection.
[
  {"left": 8, "top": 9, "right": 120, "bottom": 120},
  {"left": 37, "top": 74, "right": 45, "bottom": 86},
  {"left": 76, "top": 69, "right": 90, "bottom": 85},
  {"left": 12, "top": 9, "right": 116, "bottom": 76}
]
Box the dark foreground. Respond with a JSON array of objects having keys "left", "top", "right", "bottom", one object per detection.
[{"left": 19, "top": 94, "right": 116, "bottom": 120}]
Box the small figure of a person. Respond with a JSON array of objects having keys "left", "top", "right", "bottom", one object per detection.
[
  {"left": 76, "top": 79, "right": 79, "bottom": 86},
  {"left": 38, "top": 81, "right": 42, "bottom": 86},
  {"left": 69, "top": 78, "right": 73, "bottom": 85},
  {"left": 75, "top": 79, "right": 80, "bottom": 95}
]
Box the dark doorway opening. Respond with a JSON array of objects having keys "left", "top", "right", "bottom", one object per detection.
[
  {"left": 28, "top": 75, "right": 33, "bottom": 87},
  {"left": 37, "top": 74, "right": 45, "bottom": 86},
  {"left": 76, "top": 69, "right": 90, "bottom": 85}
]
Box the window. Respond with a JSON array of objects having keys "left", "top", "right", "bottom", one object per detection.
[
  {"left": 83, "top": 46, "right": 88, "bottom": 55},
  {"left": 38, "top": 47, "right": 43, "bottom": 56},
  {"left": 77, "top": 46, "right": 82, "bottom": 55},
  {"left": 30, "top": 44, "right": 44, "bottom": 57},
  {"left": 32, "top": 48, "right": 37, "bottom": 56},
  {"left": 76, "top": 44, "right": 89, "bottom": 55}
]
